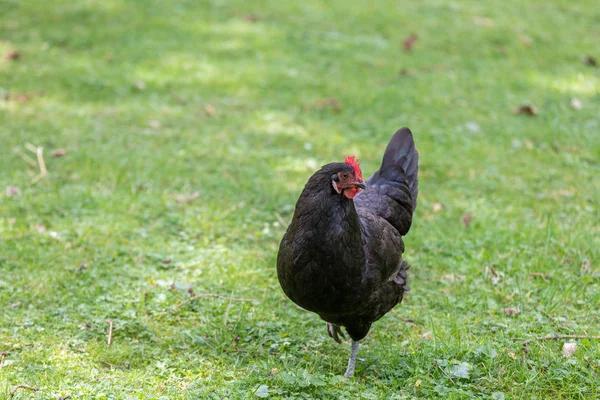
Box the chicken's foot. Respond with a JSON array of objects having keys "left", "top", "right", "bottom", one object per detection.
[{"left": 326, "top": 323, "right": 346, "bottom": 344}]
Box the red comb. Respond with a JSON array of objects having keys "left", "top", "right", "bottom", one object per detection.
[{"left": 345, "top": 156, "right": 363, "bottom": 180}]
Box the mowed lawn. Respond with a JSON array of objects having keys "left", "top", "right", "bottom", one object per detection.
[{"left": 1, "top": 0, "right": 599, "bottom": 398}]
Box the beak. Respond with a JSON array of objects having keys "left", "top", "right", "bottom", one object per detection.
[{"left": 356, "top": 180, "right": 367, "bottom": 190}]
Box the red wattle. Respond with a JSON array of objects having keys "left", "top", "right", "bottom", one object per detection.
[{"left": 343, "top": 187, "right": 361, "bottom": 199}]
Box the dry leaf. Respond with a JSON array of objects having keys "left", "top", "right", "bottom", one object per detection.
[
  {"left": 581, "top": 258, "right": 591, "bottom": 274},
  {"left": 304, "top": 98, "right": 341, "bottom": 112},
  {"left": 134, "top": 80, "right": 146, "bottom": 91},
  {"left": 485, "top": 266, "right": 504, "bottom": 285},
  {"left": 529, "top": 272, "right": 550, "bottom": 280},
  {"left": 515, "top": 105, "right": 538, "bottom": 116},
  {"left": 15, "top": 93, "right": 31, "bottom": 103},
  {"left": 403, "top": 33, "right": 418, "bottom": 51},
  {"left": 432, "top": 202, "right": 444, "bottom": 213},
  {"left": 472, "top": 16, "right": 495, "bottom": 27},
  {"left": 461, "top": 213, "right": 472, "bottom": 227},
  {"left": 571, "top": 98, "right": 583, "bottom": 110},
  {"left": 504, "top": 307, "right": 520, "bottom": 316},
  {"left": 584, "top": 56, "right": 597, "bottom": 67},
  {"left": 204, "top": 104, "right": 216, "bottom": 116},
  {"left": 174, "top": 192, "right": 200, "bottom": 204},
  {"left": 399, "top": 68, "right": 411, "bottom": 76},
  {"left": 243, "top": 14, "right": 259, "bottom": 23},
  {"left": 4, "top": 50, "right": 21, "bottom": 60},
  {"left": 419, "top": 331, "right": 433, "bottom": 340},
  {"left": 268, "top": 368, "right": 279, "bottom": 376},
  {"left": 8, "top": 301, "right": 21, "bottom": 309},
  {"left": 519, "top": 33, "right": 533, "bottom": 46},
  {"left": 440, "top": 273, "right": 465, "bottom": 283},
  {"left": 52, "top": 149, "right": 67, "bottom": 158},
  {"left": 6, "top": 186, "right": 21, "bottom": 197},
  {"left": 562, "top": 342, "right": 577, "bottom": 358}
]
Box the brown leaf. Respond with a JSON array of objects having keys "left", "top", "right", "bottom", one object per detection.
[
  {"left": 149, "top": 120, "right": 161, "bottom": 129},
  {"left": 504, "top": 307, "right": 520, "bottom": 316},
  {"left": 529, "top": 272, "right": 550, "bottom": 280},
  {"left": 204, "top": 104, "right": 216, "bottom": 116},
  {"left": 432, "top": 202, "right": 444, "bottom": 213},
  {"left": 52, "top": 149, "right": 67, "bottom": 158},
  {"left": 16, "top": 93, "right": 32, "bottom": 103},
  {"left": 472, "top": 16, "right": 495, "bottom": 27},
  {"left": 304, "top": 98, "right": 341, "bottom": 112},
  {"left": 243, "top": 14, "right": 259, "bottom": 23},
  {"left": 8, "top": 301, "right": 21, "bottom": 309},
  {"left": 581, "top": 258, "right": 591, "bottom": 274},
  {"left": 4, "top": 50, "right": 21, "bottom": 60},
  {"left": 174, "top": 192, "right": 200, "bottom": 204},
  {"left": 571, "top": 98, "right": 583, "bottom": 110},
  {"left": 486, "top": 266, "right": 504, "bottom": 285},
  {"left": 519, "top": 33, "right": 533, "bottom": 46},
  {"left": 268, "top": 368, "right": 279, "bottom": 376},
  {"left": 6, "top": 186, "right": 21, "bottom": 197},
  {"left": 440, "top": 273, "right": 466, "bottom": 283},
  {"left": 461, "top": 213, "right": 472, "bottom": 227},
  {"left": 403, "top": 33, "right": 418, "bottom": 51},
  {"left": 515, "top": 105, "right": 538, "bottom": 116},
  {"left": 584, "top": 56, "right": 597, "bottom": 67}
]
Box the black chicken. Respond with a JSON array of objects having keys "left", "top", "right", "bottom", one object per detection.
[{"left": 277, "top": 127, "right": 419, "bottom": 378}]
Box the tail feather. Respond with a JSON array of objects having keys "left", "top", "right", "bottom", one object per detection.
[
  {"left": 368, "top": 127, "right": 419, "bottom": 211},
  {"left": 357, "top": 127, "right": 419, "bottom": 235}
]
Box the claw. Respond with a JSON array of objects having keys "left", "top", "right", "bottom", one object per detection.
[{"left": 326, "top": 322, "right": 346, "bottom": 344}]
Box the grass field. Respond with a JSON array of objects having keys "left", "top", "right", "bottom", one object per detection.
[{"left": 1, "top": 0, "right": 599, "bottom": 398}]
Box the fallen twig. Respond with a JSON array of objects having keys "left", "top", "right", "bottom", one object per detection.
[
  {"left": 540, "top": 309, "right": 563, "bottom": 332},
  {"left": 274, "top": 212, "right": 289, "bottom": 228},
  {"left": 174, "top": 293, "right": 259, "bottom": 310},
  {"left": 23, "top": 143, "right": 48, "bottom": 185},
  {"left": 105, "top": 319, "right": 113, "bottom": 347},
  {"left": 225, "top": 348, "right": 280, "bottom": 356},
  {"left": 156, "top": 292, "right": 259, "bottom": 317},
  {"left": 521, "top": 335, "right": 600, "bottom": 353},
  {"left": 8, "top": 385, "right": 39, "bottom": 399},
  {"left": 397, "top": 315, "right": 415, "bottom": 323},
  {"left": 434, "top": 361, "right": 456, "bottom": 386}
]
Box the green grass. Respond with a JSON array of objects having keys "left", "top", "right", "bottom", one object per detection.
[{"left": 1, "top": 0, "right": 599, "bottom": 398}]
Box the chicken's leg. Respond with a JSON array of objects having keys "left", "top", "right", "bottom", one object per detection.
[{"left": 343, "top": 340, "right": 360, "bottom": 379}]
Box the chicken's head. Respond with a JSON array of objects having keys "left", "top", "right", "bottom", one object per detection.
[{"left": 330, "top": 156, "right": 366, "bottom": 199}]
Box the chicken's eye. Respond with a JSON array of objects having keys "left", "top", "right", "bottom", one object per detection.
[{"left": 340, "top": 172, "right": 350, "bottom": 180}]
